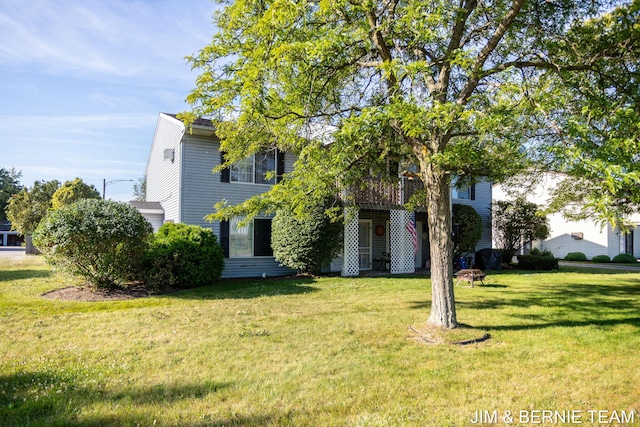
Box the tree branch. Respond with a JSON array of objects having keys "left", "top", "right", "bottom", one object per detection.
[
  {"left": 438, "top": 0, "right": 478, "bottom": 101},
  {"left": 481, "top": 60, "right": 593, "bottom": 78},
  {"left": 365, "top": 8, "right": 397, "bottom": 90},
  {"left": 457, "top": 0, "right": 527, "bottom": 105}
]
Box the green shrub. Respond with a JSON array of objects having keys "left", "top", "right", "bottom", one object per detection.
[
  {"left": 612, "top": 253, "right": 637, "bottom": 263},
  {"left": 590, "top": 255, "right": 611, "bottom": 263},
  {"left": 516, "top": 254, "right": 559, "bottom": 270},
  {"left": 272, "top": 199, "right": 344, "bottom": 274},
  {"left": 530, "top": 248, "right": 554, "bottom": 257},
  {"left": 142, "top": 223, "right": 224, "bottom": 290},
  {"left": 564, "top": 252, "right": 587, "bottom": 261},
  {"left": 452, "top": 204, "right": 484, "bottom": 258},
  {"left": 33, "top": 199, "right": 153, "bottom": 289}
]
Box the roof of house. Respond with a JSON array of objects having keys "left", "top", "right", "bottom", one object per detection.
[
  {"left": 164, "top": 113, "right": 213, "bottom": 128},
  {"left": 129, "top": 201, "right": 164, "bottom": 213}
]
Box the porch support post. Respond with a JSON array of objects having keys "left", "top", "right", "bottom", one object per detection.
[
  {"left": 390, "top": 209, "right": 416, "bottom": 274},
  {"left": 341, "top": 207, "right": 360, "bottom": 277}
]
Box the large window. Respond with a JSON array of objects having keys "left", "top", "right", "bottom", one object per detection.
[
  {"left": 226, "top": 217, "right": 273, "bottom": 258},
  {"left": 229, "top": 149, "right": 281, "bottom": 185},
  {"left": 229, "top": 217, "right": 253, "bottom": 257}
]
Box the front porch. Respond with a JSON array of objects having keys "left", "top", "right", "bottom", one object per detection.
[
  {"left": 332, "top": 176, "right": 429, "bottom": 277},
  {"left": 334, "top": 208, "right": 430, "bottom": 277}
]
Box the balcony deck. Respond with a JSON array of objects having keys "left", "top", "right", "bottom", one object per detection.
[{"left": 345, "top": 177, "right": 425, "bottom": 209}]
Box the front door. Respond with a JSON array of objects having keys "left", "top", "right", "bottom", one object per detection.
[
  {"left": 358, "top": 220, "right": 372, "bottom": 270},
  {"left": 625, "top": 230, "right": 634, "bottom": 255}
]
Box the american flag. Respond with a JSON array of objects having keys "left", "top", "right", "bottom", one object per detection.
[{"left": 406, "top": 212, "right": 418, "bottom": 256}]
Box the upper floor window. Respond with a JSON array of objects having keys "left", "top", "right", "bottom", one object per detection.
[
  {"left": 221, "top": 149, "right": 285, "bottom": 185},
  {"left": 452, "top": 176, "right": 476, "bottom": 200}
]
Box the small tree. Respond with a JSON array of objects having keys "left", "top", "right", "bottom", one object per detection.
[
  {"left": 33, "top": 199, "right": 153, "bottom": 289},
  {"left": 271, "top": 201, "right": 343, "bottom": 275},
  {"left": 142, "top": 223, "right": 225, "bottom": 290},
  {"left": 132, "top": 175, "right": 147, "bottom": 201},
  {"left": 452, "top": 204, "right": 484, "bottom": 259},
  {"left": 0, "top": 167, "right": 22, "bottom": 222},
  {"left": 493, "top": 197, "right": 550, "bottom": 264},
  {"left": 51, "top": 178, "right": 100, "bottom": 210},
  {"left": 6, "top": 180, "right": 60, "bottom": 236}
]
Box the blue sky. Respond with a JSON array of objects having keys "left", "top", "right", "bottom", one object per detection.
[{"left": 0, "top": 0, "right": 218, "bottom": 201}]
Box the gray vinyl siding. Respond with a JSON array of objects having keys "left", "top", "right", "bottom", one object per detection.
[
  {"left": 180, "top": 135, "right": 294, "bottom": 279},
  {"left": 145, "top": 114, "right": 184, "bottom": 223}
]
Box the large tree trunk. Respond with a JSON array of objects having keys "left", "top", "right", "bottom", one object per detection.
[{"left": 423, "top": 164, "right": 458, "bottom": 328}]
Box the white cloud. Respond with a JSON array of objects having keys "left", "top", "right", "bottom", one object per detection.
[
  {"left": 0, "top": 113, "right": 157, "bottom": 131},
  {"left": 0, "top": 0, "right": 215, "bottom": 84}
]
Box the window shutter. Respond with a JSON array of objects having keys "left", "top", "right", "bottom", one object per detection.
[
  {"left": 253, "top": 219, "right": 273, "bottom": 256},
  {"left": 220, "top": 151, "right": 230, "bottom": 183},
  {"left": 220, "top": 220, "right": 230, "bottom": 258},
  {"left": 276, "top": 150, "right": 285, "bottom": 183},
  {"left": 470, "top": 184, "right": 476, "bottom": 201}
]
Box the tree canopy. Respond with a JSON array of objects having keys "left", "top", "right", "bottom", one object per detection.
[
  {"left": 0, "top": 167, "right": 22, "bottom": 222},
  {"left": 51, "top": 178, "right": 101, "bottom": 210},
  {"left": 7, "top": 178, "right": 100, "bottom": 236},
  {"left": 492, "top": 197, "right": 550, "bottom": 264},
  {"left": 6, "top": 180, "right": 60, "bottom": 236},
  {"left": 183, "top": 0, "right": 638, "bottom": 328}
]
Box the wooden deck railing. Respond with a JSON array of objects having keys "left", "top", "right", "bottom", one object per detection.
[{"left": 345, "top": 177, "right": 425, "bottom": 208}]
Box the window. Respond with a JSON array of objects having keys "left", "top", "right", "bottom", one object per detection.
[
  {"left": 452, "top": 176, "right": 475, "bottom": 200},
  {"left": 224, "top": 149, "right": 284, "bottom": 185},
  {"left": 229, "top": 217, "right": 253, "bottom": 257},
  {"left": 225, "top": 217, "right": 273, "bottom": 258},
  {"left": 255, "top": 150, "right": 276, "bottom": 184},
  {"left": 230, "top": 157, "right": 254, "bottom": 183}
]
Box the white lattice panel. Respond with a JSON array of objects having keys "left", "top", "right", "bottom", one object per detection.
[
  {"left": 389, "top": 210, "right": 415, "bottom": 274},
  {"left": 341, "top": 208, "right": 360, "bottom": 276}
]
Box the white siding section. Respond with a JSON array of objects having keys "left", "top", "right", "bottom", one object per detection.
[
  {"left": 493, "top": 173, "right": 637, "bottom": 260},
  {"left": 144, "top": 213, "right": 164, "bottom": 233},
  {"left": 145, "top": 114, "right": 185, "bottom": 223},
  {"left": 537, "top": 214, "right": 611, "bottom": 260}
]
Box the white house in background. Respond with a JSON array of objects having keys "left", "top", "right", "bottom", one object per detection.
[
  {"left": 140, "top": 112, "right": 493, "bottom": 278},
  {"left": 493, "top": 172, "right": 640, "bottom": 260}
]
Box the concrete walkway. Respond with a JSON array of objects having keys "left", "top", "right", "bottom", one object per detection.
[
  {"left": 0, "top": 247, "right": 27, "bottom": 258},
  {"left": 559, "top": 260, "right": 640, "bottom": 272}
]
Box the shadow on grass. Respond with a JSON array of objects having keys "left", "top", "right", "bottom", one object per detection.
[
  {"left": 475, "top": 316, "right": 640, "bottom": 331},
  {"left": 0, "top": 269, "right": 52, "bottom": 282},
  {"left": 456, "top": 277, "right": 640, "bottom": 331},
  {"left": 410, "top": 273, "right": 640, "bottom": 332},
  {"left": 164, "top": 276, "right": 319, "bottom": 300},
  {"left": 0, "top": 370, "right": 239, "bottom": 427},
  {"left": 458, "top": 281, "right": 640, "bottom": 310}
]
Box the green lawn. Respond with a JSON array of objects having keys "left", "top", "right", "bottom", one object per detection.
[{"left": 1, "top": 257, "right": 639, "bottom": 426}]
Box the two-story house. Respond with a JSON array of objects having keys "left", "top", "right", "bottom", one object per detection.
[{"left": 141, "top": 113, "right": 493, "bottom": 278}]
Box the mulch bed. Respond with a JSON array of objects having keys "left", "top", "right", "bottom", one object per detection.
[{"left": 42, "top": 284, "right": 153, "bottom": 302}]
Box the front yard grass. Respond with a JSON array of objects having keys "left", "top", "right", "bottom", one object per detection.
[{"left": 1, "top": 257, "right": 639, "bottom": 426}]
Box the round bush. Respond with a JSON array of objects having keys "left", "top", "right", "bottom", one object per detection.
[
  {"left": 612, "top": 253, "right": 637, "bottom": 263},
  {"left": 564, "top": 252, "right": 587, "bottom": 261},
  {"left": 272, "top": 200, "right": 343, "bottom": 274},
  {"left": 33, "top": 199, "right": 153, "bottom": 288},
  {"left": 142, "top": 223, "right": 224, "bottom": 289},
  {"left": 452, "top": 204, "right": 484, "bottom": 257},
  {"left": 590, "top": 255, "right": 611, "bottom": 263}
]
